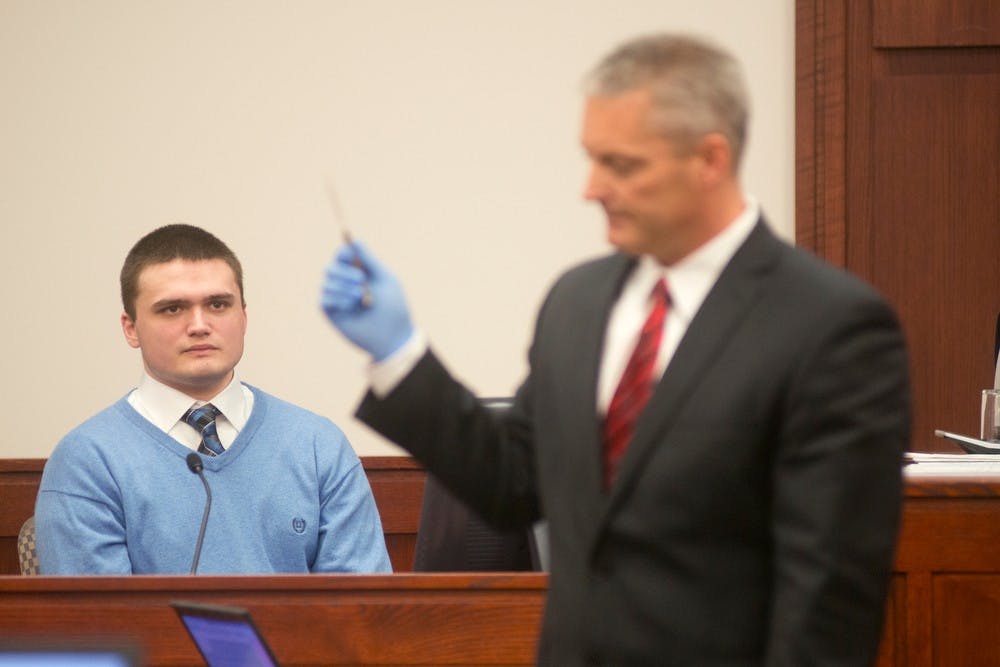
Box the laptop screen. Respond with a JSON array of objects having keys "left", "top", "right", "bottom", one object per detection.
[{"left": 171, "top": 601, "right": 279, "bottom": 667}]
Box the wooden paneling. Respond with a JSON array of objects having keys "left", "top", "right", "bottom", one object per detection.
[
  {"left": 0, "top": 460, "right": 42, "bottom": 576},
  {"left": 886, "top": 464, "right": 1000, "bottom": 667},
  {"left": 876, "top": 573, "right": 907, "bottom": 667},
  {"left": 886, "top": 475, "right": 1000, "bottom": 667},
  {"left": 873, "top": 0, "right": 1000, "bottom": 47},
  {"left": 797, "top": 0, "right": 1000, "bottom": 452},
  {"left": 895, "top": 496, "right": 1000, "bottom": 571},
  {"left": 0, "top": 574, "right": 546, "bottom": 666},
  {"left": 871, "top": 70, "right": 1000, "bottom": 445},
  {"left": 363, "top": 456, "right": 426, "bottom": 570},
  {"left": 933, "top": 575, "right": 1000, "bottom": 665},
  {"left": 795, "top": 0, "right": 847, "bottom": 266}
]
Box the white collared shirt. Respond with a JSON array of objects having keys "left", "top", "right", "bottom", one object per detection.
[
  {"left": 596, "top": 197, "right": 760, "bottom": 413},
  {"left": 127, "top": 372, "right": 255, "bottom": 451}
]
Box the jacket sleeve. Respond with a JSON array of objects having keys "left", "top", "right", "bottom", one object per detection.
[
  {"left": 356, "top": 349, "right": 541, "bottom": 530},
  {"left": 764, "top": 295, "right": 910, "bottom": 665}
]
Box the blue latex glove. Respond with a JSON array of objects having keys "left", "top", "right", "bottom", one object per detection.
[{"left": 320, "top": 242, "right": 415, "bottom": 361}]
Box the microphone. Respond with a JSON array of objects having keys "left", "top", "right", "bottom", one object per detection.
[{"left": 185, "top": 452, "right": 212, "bottom": 575}]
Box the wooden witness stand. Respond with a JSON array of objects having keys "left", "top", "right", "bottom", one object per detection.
[
  {"left": 0, "top": 574, "right": 545, "bottom": 665},
  {"left": 6, "top": 458, "right": 1000, "bottom": 665},
  {"left": 0, "top": 458, "right": 545, "bottom": 666}
]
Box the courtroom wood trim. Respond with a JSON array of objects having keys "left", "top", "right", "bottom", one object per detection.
[
  {"left": 872, "top": 0, "right": 1000, "bottom": 48},
  {"left": 795, "top": 0, "right": 847, "bottom": 266},
  {"left": 0, "top": 572, "right": 543, "bottom": 593},
  {"left": 905, "top": 571, "right": 933, "bottom": 666},
  {"left": 0, "top": 573, "right": 547, "bottom": 666},
  {"left": 903, "top": 475, "right": 1000, "bottom": 497},
  {"left": 0, "top": 459, "right": 44, "bottom": 473},
  {"left": 798, "top": 0, "right": 1000, "bottom": 453}
]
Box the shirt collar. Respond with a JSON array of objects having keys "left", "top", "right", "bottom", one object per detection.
[
  {"left": 638, "top": 196, "right": 760, "bottom": 322},
  {"left": 134, "top": 372, "right": 248, "bottom": 432}
]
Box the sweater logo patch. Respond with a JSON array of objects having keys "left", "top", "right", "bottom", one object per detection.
[{"left": 292, "top": 517, "right": 306, "bottom": 534}]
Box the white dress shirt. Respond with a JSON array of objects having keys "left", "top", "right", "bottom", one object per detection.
[
  {"left": 596, "top": 198, "right": 759, "bottom": 413},
  {"left": 127, "top": 372, "right": 255, "bottom": 451}
]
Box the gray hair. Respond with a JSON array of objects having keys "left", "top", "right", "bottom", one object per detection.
[{"left": 584, "top": 34, "right": 750, "bottom": 169}]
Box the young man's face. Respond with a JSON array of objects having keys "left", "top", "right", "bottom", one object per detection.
[{"left": 121, "top": 258, "right": 247, "bottom": 400}]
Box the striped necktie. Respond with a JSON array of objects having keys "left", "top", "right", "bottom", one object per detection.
[
  {"left": 602, "top": 278, "right": 669, "bottom": 489},
  {"left": 182, "top": 403, "right": 225, "bottom": 456}
]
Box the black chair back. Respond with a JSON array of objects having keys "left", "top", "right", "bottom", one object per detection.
[{"left": 411, "top": 397, "right": 542, "bottom": 572}]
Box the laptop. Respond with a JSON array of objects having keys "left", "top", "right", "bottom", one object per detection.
[
  {"left": 171, "top": 601, "right": 280, "bottom": 667},
  {"left": 0, "top": 642, "right": 139, "bottom": 667}
]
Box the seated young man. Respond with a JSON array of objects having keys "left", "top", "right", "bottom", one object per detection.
[{"left": 36, "top": 224, "right": 391, "bottom": 574}]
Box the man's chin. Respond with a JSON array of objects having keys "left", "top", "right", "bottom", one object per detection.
[
  {"left": 607, "top": 230, "right": 644, "bottom": 257},
  {"left": 173, "top": 366, "right": 235, "bottom": 396}
]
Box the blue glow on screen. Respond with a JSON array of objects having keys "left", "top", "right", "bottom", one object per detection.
[{"left": 181, "top": 616, "right": 276, "bottom": 667}]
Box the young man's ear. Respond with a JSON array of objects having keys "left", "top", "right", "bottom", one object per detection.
[{"left": 121, "top": 312, "right": 141, "bottom": 349}]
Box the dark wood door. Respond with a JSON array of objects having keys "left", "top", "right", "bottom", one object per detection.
[{"left": 797, "top": 0, "right": 1000, "bottom": 451}]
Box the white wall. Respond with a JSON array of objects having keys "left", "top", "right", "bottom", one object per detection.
[{"left": 0, "top": 1, "right": 794, "bottom": 458}]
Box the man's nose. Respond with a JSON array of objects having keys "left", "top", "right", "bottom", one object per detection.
[
  {"left": 187, "top": 307, "right": 211, "bottom": 334},
  {"left": 583, "top": 164, "right": 608, "bottom": 201}
]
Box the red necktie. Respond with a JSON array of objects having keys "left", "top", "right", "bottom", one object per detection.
[{"left": 602, "top": 278, "right": 669, "bottom": 489}]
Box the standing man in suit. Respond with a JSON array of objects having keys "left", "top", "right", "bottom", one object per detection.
[{"left": 321, "top": 33, "right": 910, "bottom": 665}]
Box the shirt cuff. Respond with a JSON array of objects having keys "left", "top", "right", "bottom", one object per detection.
[{"left": 368, "top": 330, "right": 428, "bottom": 398}]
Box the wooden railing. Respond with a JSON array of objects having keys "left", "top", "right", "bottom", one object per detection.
[{"left": 0, "top": 573, "right": 546, "bottom": 665}]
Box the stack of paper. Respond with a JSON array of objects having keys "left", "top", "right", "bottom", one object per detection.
[{"left": 904, "top": 451, "right": 1000, "bottom": 476}]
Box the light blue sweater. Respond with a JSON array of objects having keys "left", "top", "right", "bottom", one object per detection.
[{"left": 35, "top": 385, "right": 391, "bottom": 574}]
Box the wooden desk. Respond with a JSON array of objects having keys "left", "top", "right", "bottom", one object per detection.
[
  {"left": 879, "top": 472, "right": 1000, "bottom": 667},
  {"left": 0, "top": 573, "right": 546, "bottom": 666}
]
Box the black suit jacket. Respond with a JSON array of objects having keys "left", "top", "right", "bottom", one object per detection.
[{"left": 359, "top": 220, "right": 911, "bottom": 666}]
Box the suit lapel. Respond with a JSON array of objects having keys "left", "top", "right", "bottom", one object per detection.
[
  {"left": 562, "top": 254, "right": 637, "bottom": 497},
  {"left": 599, "top": 221, "right": 784, "bottom": 521}
]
